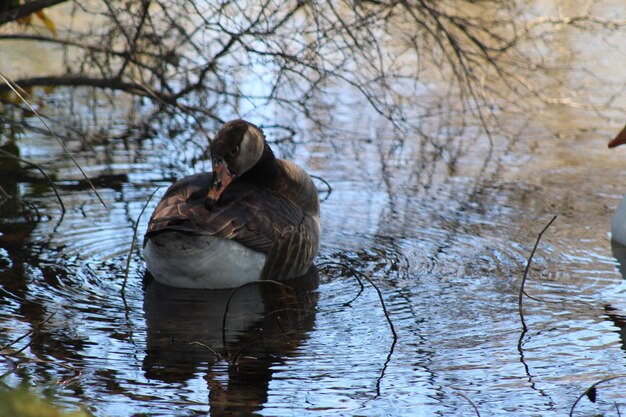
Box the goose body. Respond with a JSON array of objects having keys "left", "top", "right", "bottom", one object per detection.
[
  {"left": 143, "top": 120, "right": 320, "bottom": 289},
  {"left": 609, "top": 124, "right": 626, "bottom": 246}
]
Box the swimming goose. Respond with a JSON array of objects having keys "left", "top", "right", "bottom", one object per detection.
[
  {"left": 609, "top": 124, "right": 626, "bottom": 246},
  {"left": 143, "top": 119, "right": 320, "bottom": 289}
]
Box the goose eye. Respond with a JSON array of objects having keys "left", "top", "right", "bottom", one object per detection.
[{"left": 229, "top": 146, "right": 239, "bottom": 158}]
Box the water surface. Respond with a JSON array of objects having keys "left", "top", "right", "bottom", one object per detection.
[{"left": 2, "top": 2, "right": 626, "bottom": 417}]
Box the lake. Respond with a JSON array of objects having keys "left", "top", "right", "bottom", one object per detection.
[{"left": 1, "top": 1, "right": 626, "bottom": 416}]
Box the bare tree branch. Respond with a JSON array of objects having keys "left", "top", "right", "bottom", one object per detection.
[{"left": 0, "top": 0, "right": 623, "bottom": 149}]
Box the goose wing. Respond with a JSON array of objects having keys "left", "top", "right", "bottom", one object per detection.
[{"left": 145, "top": 173, "right": 305, "bottom": 255}]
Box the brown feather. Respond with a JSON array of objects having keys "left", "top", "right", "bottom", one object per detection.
[{"left": 145, "top": 172, "right": 315, "bottom": 267}]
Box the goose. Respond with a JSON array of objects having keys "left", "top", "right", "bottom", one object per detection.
[
  {"left": 143, "top": 119, "right": 320, "bottom": 289},
  {"left": 609, "top": 124, "right": 626, "bottom": 246}
]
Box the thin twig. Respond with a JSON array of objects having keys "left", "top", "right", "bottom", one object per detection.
[
  {"left": 122, "top": 186, "right": 160, "bottom": 293},
  {"left": 522, "top": 290, "right": 562, "bottom": 304},
  {"left": 360, "top": 269, "right": 398, "bottom": 396},
  {"left": 263, "top": 307, "right": 310, "bottom": 320},
  {"left": 310, "top": 174, "right": 332, "bottom": 202},
  {"left": 0, "top": 71, "right": 109, "bottom": 211},
  {"left": 221, "top": 280, "right": 293, "bottom": 348},
  {"left": 188, "top": 341, "right": 223, "bottom": 360},
  {"left": 232, "top": 340, "right": 265, "bottom": 364},
  {"left": 318, "top": 261, "right": 365, "bottom": 306},
  {"left": 0, "top": 149, "right": 65, "bottom": 214},
  {"left": 569, "top": 375, "right": 626, "bottom": 417},
  {"left": 374, "top": 334, "right": 396, "bottom": 398},
  {"left": 453, "top": 390, "right": 481, "bottom": 417},
  {"left": 0, "top": 312, "right": 56, "bottom": 353},
  {"left": 360, "top": 272, "right": 397, "bottom": 342},
  {"left": 518, "top": 215, "right": 557, "bottom": 332},
  {"left": 319, "top": 260, "right": 398, "bottom": 397}
]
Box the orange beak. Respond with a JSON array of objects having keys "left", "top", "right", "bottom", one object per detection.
[
  {"left": 608, "top": 125, "right": 626, "bottom": 148},
  {"left": 207, "top": 161, "right": 235, "bottom": 204}
]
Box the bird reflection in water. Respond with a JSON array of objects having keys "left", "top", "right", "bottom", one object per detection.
[
  {"left": 142, "top": 266, "right": 319, "bottom": 414},
  {"left": 605, "top": 242, "right": 626, "bottom": 355}
]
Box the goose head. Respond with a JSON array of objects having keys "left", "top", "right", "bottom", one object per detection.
[
  {"left": 608, "top": 124, "right": 626, "bottom": 148},
  {"left": 206, "top": 119, "right": 267, "bottom": 205}
]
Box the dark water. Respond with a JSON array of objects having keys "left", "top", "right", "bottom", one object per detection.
[{"left": 3, "top": 6, "right": 626, "bottom": 417}]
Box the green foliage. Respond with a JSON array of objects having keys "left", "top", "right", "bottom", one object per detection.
[{"left": 0, "top": 387, "right": 90, "bottom": 417}]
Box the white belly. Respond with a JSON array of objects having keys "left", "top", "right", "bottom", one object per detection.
[{"left": 144, "top": 232, "right": 267, "bottom": 289}]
